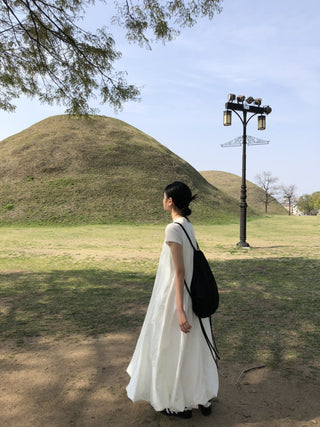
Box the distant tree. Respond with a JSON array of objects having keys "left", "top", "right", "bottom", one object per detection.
[
  {"left": 0, "top": 0, "right": 223, "bottom": 114},
  {"left": 296, "top": 194, "right": 314, "bottom": 215},
  {"left": 312, "top": 191, "right": 320, "bottom": 210},
  {"left": 255, "top": 171, "right": 279, "bottom": 214},
  {"left": 281, "top": 184, "right": 296, "bottom": 215}
]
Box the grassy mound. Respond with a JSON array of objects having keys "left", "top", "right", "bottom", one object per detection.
[
  {"left": 200, "top": 170, "right": 287, "bottom": 215},
  {"left": 0, "top": 115, "right": 251, "bottom": 225}
]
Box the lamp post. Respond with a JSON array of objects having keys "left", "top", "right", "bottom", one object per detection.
[{"left": 223, "top": 94, "right": 272, "bottom": 247}]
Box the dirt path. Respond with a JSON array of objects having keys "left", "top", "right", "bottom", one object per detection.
[{"left": 1, "top": 333, "right": 319, "bottom": 426}]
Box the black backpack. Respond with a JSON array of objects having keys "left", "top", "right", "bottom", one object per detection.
[
  {"left": 176, "top": 222, "right": 220, "bottom": 365},
  {"left": 176, "top": 222, "right": 219, "bottom": 317}
]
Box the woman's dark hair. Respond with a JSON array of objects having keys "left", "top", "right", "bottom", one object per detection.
[{"left": 164, "top": 181, "right": 197, "bottom": 217}]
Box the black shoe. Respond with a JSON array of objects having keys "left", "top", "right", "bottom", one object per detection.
[
  {"left": 199, "top": 401, "right": 212, "bottom": 416},
  {"left": 161, "top": 408, "right": 192, "bottom": 419}
]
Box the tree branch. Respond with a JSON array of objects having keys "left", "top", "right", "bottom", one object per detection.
[{"left": 235, "top": 365, "right": 266, "bottom": 387}]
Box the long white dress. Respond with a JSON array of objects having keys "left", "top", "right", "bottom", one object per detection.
[{"left": 126, "top": 217, "right": 219, "bottom": 412}]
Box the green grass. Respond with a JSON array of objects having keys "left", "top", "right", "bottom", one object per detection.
[{"left": 0, "top": 216, "right": 319, "bottom": 381}]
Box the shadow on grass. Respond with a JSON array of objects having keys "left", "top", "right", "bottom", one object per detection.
[
  {"left": 0, "top": 269, "right": 154, "bottom": 339},
  {"left": 1, "top": 258, "right": 320, "bottom": 426},
  {"left": 212, "top": 256, "right": 320, "bottom": 378},
  {"left": 1, "top": 257, "right": 319, "bottom": 378}
]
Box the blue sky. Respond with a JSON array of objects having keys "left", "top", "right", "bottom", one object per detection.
[{"left": 0, "top": 0, "right": 319, "bottom": 197}]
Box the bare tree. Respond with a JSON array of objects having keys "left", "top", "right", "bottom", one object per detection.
[
  {"left": 281, "top": 185, "right": 296, "bottom": 215},
  {"left": 255, "top": 171, "right": 279, "bottom": 214}
]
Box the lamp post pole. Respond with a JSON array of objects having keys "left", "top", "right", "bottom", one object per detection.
[
  {"left": 224, "top": 95, "right": 272, "bottom": 247},
  {"left": 239, "top": 110, "right": 248, "bottom": 247}
]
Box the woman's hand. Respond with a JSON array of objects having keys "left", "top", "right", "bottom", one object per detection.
[{"left": 177, "top": 309, "right": 192, "bottom": 334}]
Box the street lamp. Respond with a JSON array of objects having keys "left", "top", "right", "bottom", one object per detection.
[{"left": 223, "top": 94, "right": 272, "bottom": 247}]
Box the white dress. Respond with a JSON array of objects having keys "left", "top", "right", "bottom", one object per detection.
[{"left": 126, "top": 217, "right": 219, "bottom": 412}]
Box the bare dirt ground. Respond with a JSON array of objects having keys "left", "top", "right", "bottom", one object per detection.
[{"left": 1, "top": 332, "right": 319, "bottom": 427}]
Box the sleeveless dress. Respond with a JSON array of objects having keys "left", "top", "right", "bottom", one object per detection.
[{"left": 126, "top": 217, "right": 219, "bottom": 412}]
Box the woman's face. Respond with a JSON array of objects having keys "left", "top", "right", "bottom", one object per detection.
[{"left": 163, "top": 193, "right": 171, "bottom": 212}]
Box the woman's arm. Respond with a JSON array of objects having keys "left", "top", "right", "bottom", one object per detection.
[{"left": 168, "top": 241, "right": 192, "bottom": 334}]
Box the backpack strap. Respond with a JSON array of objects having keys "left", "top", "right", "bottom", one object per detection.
[
  {"left": 174, "top": 222, "right": 199, "bottom": 250},
  {"left": 174, "top": 222, "right": 196, "bottom": 296},
  {"left": 199, "top": 317, "right": 220, "bottom": 368},
  {"left": 174, "top": 221, "right": 220, "bottom": 368}
]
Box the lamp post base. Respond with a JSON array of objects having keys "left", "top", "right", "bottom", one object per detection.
[{"left": 237, "top": 241, "right": 250, "bottom": 248}]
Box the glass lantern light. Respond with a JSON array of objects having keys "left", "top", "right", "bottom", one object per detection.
[
  {"left": 224, "top": 110, "right": 232, "bottom": 126},
  {"left": 258, "top": 114, "right": 266, "bottom": 130}
]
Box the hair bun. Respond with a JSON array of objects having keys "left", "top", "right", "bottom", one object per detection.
[{"left": 182, "top": 206, "right": 192, "bottom": 216}]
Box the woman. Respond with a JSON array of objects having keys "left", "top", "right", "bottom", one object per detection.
[{"left": 126, "top": 181, "right": 219, "bottom": 419}]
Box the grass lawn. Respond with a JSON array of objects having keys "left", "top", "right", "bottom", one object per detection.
[{"left": 0, "top": 216, "right": 319, "bottom": 381}]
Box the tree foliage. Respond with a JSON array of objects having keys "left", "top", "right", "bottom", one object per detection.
[
  {"left": 312, "top": 191, "right": 320, "bottom": 209},
  {"left": 297, "top": 191, "right": 320, "bottom": 215},
  {"left": 255, "top": 171, "right": 279, "bottom": 214},
  {"left": 297, "top": 194, "right": 314, "bottom": 215},
  {"left": 0, "top": 0, "right": 223, "bottom": 114}
]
